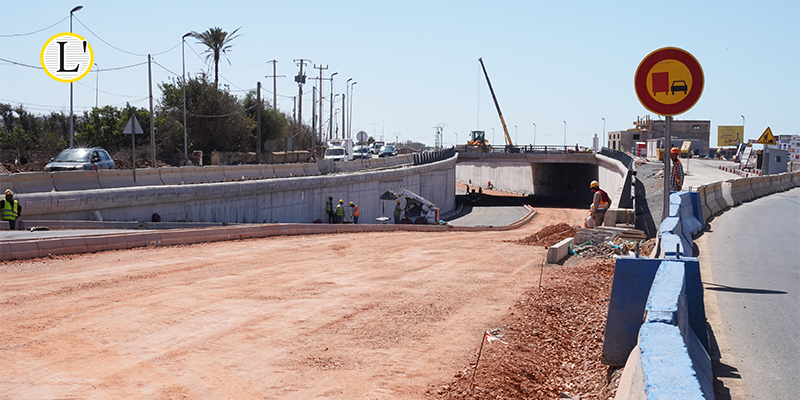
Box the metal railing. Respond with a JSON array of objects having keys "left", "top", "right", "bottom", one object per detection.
[
  {"left": 413, "top": 147, "right": 457, "bottom": 166},
  {"left": 456, "top": 144, "right": 593, "bottom": 154},
  {"left": 600, "top": 147, "right": 634, "bottom": 169}
]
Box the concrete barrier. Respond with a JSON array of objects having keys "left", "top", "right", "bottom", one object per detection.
[
  {"left": 1, "top": 173, "right": 15, "bottom": 193},
  {"left": 11, "top": 172, "right": 55, "bottom": 194},
  {"left": 15, "top": 191, "right": 54, "bottom": 215},
  {"left": 285, "top": 164, "right": 307, "bottom": 177},
  {"left": 713, "top": 180, "right": 728, "bottom": 212},
  {"left": 98, "top": 169, "right": 135, "bottom": 189},
  {"left": 695, "top": 185, "right": 710, "bottom": 223},
  {"left": 703, "top": 182, "right": 719, "bottom": 217},
  {"left": 793, "top": 171, "right": 800, "bottom": 187},
  {"left": 202, "top": 166, "right": 227, "bottom": 183},
  {"left": 259, "top": 164, "right": 276, "bottom": 179},
  {"left": 546, "top": 237, "right": 574, "bottom": 264},
  {"left": 159, "top": 167, "right": 183, "bottom": 185},
  {"left": 778, "top": 173, "right": 791, "bottom": 191},
  {"left": 272, "top": 164, "right": 292, "bottom": 178},
  {"left": 303, "top": 163, "right": 320, "bottom": 176},
  {"left": 134, "top": 168, "right": 163, "bottom": 186},
  {"left": 181, "top": 166, "right": 208, "bottom": 185},
  {"left": 223, "top": 165, "right": 261, "bottom": 181},
  {"left": 720, "top": 180, "right": 734, "bottom": 207},
  {"left": 50, "top": 170, "right": 101, "bottom": 192}
]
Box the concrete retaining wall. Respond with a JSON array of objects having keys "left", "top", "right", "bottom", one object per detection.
[
  {"left": 456, "top": 161, "right": 534, "bottom": 195},
  {"left": 15, "top": 155, "right": 456, "bottom": 225}
]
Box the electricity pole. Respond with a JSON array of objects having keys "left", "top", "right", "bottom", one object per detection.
[
  {"left": 315, "top": 64, "right": 329, "bottom": 142},
  {"left": 257, "top": 81, "right": 262, "bottom": 163},
  {"left": 265, "top": 60, "right": 284, "bottom": 109},
  {"left": 293, "top": 59, "right": 309, "bottom": 125}
]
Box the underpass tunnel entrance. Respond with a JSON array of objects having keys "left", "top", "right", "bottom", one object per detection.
[{"left": 531, "top": 162, "right": 597, "bottom": 206}]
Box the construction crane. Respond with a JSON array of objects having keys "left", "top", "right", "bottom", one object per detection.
[{"left": 478, "top": 57, "right": 514, "bottom": 149}]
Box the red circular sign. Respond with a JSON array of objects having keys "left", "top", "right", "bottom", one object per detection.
[{"left": 634, "top": 47, "right": 704, "bottom": 116}]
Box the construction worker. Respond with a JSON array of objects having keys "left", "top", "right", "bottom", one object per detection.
[
  {"left": 335, "top": 199, "right": 345, "bottom": 224},
  {"left": 349, "top": 201, "right": 360, "bottom": 224},
  {"left": 326, "top": 196, "right": 334, "bottom": 224},
  {"left": 393, "top": 200, "right": 403, "bottom": 224},
  {"left": 1, "top": 189, "right": 21, "bottom": 230},
  {"left": 670, "top": 147, "right": 684, "bottom": 192},
  {"left": 590, "top": 181, "right": 611, "bottom": 227}
]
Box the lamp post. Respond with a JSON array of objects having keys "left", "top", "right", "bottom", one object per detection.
[
  {"left": 602, "top": 118, "right": 606, "bottom": 149},
  {"left": 182, "top": 32, "right": 191, "bottom": 163},
  {"left": 69, "top": 5, "right": 82, "bottom": 148},
  {"left": 349, "top": 81, "right": 357, "bottom": 139},
  {"left": 532, "top": 123, "right": 536, "bottom": 147},
  {"left": 740, "top": 115, "right": 745, "bottom": 145},
  {"left": 345, "top": 78, "right": 352, "bottom": 138},
  {"left": 563, "top": 121, "right": 567, "bottom": 147},
  {"left": 492, "top": 127, "right": 495, "bottom": 145},
  {"left": 455, "top": 132, "right": 458, "bottom": 147},
  {"left": 94, "top": 62, "right": 98, "bottom": 108},
  {"left": 514, "top": 124, "right": 517, "bottom": 146},
  {"left": 328, "top": 72, "right": 337, "bottom": 140}
]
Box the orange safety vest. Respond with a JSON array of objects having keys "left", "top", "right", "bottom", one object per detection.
[
  {"left": 352, "top": 204, "right": 360, "bottom": 217},
  {"left": 596, "top": 189, "right": 610, "bottom": 211}
]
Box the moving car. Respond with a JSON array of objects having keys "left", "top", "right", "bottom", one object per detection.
[
  {"left": 353, "top": 146, "right": 372, "bottom": 159},
  {"left": 45, "top": 148, "right": 115, "bottom": 172},
  {"left": 378, "top": 145, "right": 397, "bottom": 157}
]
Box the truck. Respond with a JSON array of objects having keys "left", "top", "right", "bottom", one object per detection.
[
  {"left": 379, "top": 188, "right": 439, "bottom": 224},
  {"left": 325, "top": 138, "right": 354, "bottom": 161}
]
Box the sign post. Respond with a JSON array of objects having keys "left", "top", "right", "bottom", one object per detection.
[
  {"left": 634, "top": 47, "right": 704, "bottom": 222},
  {"left": 123, "top": 115, "right": 144, "bottom": 182}
]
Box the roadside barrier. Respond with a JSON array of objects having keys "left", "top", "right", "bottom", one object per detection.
[
  {"left": 259, "top": 164, "right": 276, "bottom": 179},
  {"left": 202, "top": 166, "right": 227, "bottom": 183},
  {"left": 98, "top": 169, "right": 135, "bottom": 189},
  {"left": 52, "top": 170, "right": 102, "bottom": 192},
  {"left": 180, "top": 166, "right": 208, "bottom": 185},
  {"left": 10, "top": 172, "right": 55, "bottom": 194},
  {"left": 159, "top": 167, "right": 183, "bottom": 185},
  {"left": 133, "top": 168, "right": 162, "bottom": 186}
]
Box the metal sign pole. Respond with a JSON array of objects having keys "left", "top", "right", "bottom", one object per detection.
[
  {"left": 663, "top": 115, "right": 672, "bottom": 222},
  {"left": 132, "top": 116, "right": 137, "bottom": 183}
]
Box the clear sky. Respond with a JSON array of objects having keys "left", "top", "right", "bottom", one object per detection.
[{"left": 1, "top": 0, "right": 798, "bottom": 149}]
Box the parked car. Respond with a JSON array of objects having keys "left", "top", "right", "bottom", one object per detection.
[
  {"left": 353, "top": 146, "right": 372, "bottom": 159},
  {"left": 44, "top": 148, "right": 115, "bottom": 172},
  {"left": 378, "top": 145, "right": 397, "bottom": 157}
]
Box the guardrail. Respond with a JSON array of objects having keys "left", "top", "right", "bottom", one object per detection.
[
  {"left": 608, "top": 171, "right": 799, "bottom": 399},
  {"left": 413, "top": 147, "right": 456, "bottom": 166},
  {"left": 457, "top": 144, "right": 593, "bottom": 154}
]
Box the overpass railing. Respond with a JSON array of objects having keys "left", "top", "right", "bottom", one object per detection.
[
  {"left": 457, "top": 144, "right": 593, "bottom": 154},
  {"left": 600, "top": 147, "right": 634, "bottom": 169},
  {"left": 413, "top": 147, "right": 456, "bottom": 166}
]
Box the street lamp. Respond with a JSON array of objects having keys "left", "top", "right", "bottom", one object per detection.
[
  {"left": 182, "top": 32, "right": 192, "bottom": 163},
  {"left": 492, "top": 127, "right": 495, "bottom": 145},
  {"left": 563, "top": 121, "right": 567, "bottom": 147},
  {"left": 349, "top": 81, "right": 357, "bottom": 139},
  {"left": 514, "top": 124, "right": 517, "bottom": 145},
  {"left": 741, "top": 115, "right": 745, "bottom": 145},
  {"left": 602, "top": 118, "right": 606, "bottom": 149},
  {"left": 345, "top": 78, "right": 352, "bottom": 138},
  {"left": 328, "top": 72, "right": 338, "bottom": 140},
  {"left": 532, "top": 123, "right": 536, "bottom": 147},
  {"left": 69, "top": 5, "right": 83, "bottom": 148},
  {"left": 455, "top": 132, "right": 458, "bottom": 147}
]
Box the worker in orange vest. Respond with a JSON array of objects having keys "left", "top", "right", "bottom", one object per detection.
[
  {"left": 670, "top": 147, "right": 684, "bottom": 191},
  {"left": 349, "top": 201, "right": 360, "bottom": 224},
  {"left": 590, "top": 180, "right": 611, "bottom": 227}
]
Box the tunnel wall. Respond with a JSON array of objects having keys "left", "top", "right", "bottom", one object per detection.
[
  {"left": 455, "top": 162, "right": 534, "bottom": 194},
  {"left": 530, "top": 163, "right": 597, "bottom": 205},
  {"left": 13, "top": 156, "right": 456, "bottom": 225}
]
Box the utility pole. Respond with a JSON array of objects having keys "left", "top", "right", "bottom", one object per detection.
[
  {"left": 311, "top": 86, "right": 317, "bottom": 156},
  {"left": 314, "top": 64, "right": 329, "bottom": 142},
  {"left": 148, "top": 55, "right": 156, "bottom": 167},
  {"left": 265, "top": 60, "right": 284, "bottom": 109},
  {"left": 341, "top": 95, "right": 346, "bottom": 141},
  {"left": 329, "top": 72, "right": 338, "bottom": 140},
  {"left": 293, "top": 59, "right": 309, "bottom": 124},
  {"left": 257, "top": 81, "right": 262, "bottom": 164}
]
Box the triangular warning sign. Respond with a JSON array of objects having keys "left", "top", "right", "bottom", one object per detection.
[
  {"left": 756, "top": 126, "right": 776, "bottom": 145},
  {"left": 123, "top": 115, "right": 144, "bottom": 134}
]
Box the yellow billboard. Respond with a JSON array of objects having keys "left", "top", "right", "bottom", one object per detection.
[{"left": 717, "top": 125, "right": 743, "bottom": 146}]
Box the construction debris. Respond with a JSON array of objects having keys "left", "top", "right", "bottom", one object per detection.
[{"left": 511, "top": 224, "right": 652, "bottom": 260}]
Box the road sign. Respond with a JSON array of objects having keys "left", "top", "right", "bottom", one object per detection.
[
  {"left": 123, "top": 115, "right": 143, "bottom": 134},
  {"left": 357, "top": 130, "right": 368, "bottom": 143},
  {"left": 756, "top": 127, "right": 776, "bottom": 145},
  {"left": 635, "top": 47, "right": 704, "bottom": 116}
]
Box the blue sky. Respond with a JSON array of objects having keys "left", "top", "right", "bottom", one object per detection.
[{"left": 1, "top": 0, "right": 798, "bottom": 148}]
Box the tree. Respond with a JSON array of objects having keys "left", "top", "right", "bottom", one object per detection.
[
  {"left": 191, "top": 27, "right": 241, "bottom": 86},
  {"left": 157, "top": 73, "right": 253, "bottom": 161}
]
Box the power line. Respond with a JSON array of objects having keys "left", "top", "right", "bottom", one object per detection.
[
  {"left": 75, "top": 81, "right": 144, "bottom": 99},
  {"left": 73, "top": 16, "right": 180, "bottom": 57},
  {"left": 0, "top": 16, "right": 69, "bottom": 37},
  {"left": 152, "top": 60, "right": 181, "bottom": 77},
  {"left": 0, "top": 57, "right": 41, "bottom": 69}
]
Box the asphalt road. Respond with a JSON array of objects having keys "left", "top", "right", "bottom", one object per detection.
[
  {"left": 446, "top": 205, "right": 530, "bottom": 227},
  {"left": 697, "top": 187, "right": 800, "bottom": 399}
]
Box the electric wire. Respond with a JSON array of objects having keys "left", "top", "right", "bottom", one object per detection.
[
  {"left": 0, "top": 16, "right": 69, "bottom": 37},
  {"left": 73, "top": 16, "right": 180, "bottom": 57}
]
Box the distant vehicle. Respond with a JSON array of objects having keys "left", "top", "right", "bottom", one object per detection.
[
  {"left": 378, "top": 145, "right": 397, "bottom": 157},
  {"left": 352, "top": 146, "right": 371, "bottom": 159},
  {"left": 671, "top": 80, "right": 688, "bottom": 95},
  {"left": 325, "top": 138, "right": 354, "bottom": 161},
  {"left": 371, "top": 141, "right": 385, "bottom": 155},
  {"left": 45, "top": 148, "right": 115, "bottom": 172}
]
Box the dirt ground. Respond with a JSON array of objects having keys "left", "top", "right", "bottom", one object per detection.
[{"left": 0, "top": 206, "right": 619, "bottom": 400}]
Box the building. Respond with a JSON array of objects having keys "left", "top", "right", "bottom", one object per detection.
[{"left": 607, "top": 116, "right": 711, "bottom": 156}]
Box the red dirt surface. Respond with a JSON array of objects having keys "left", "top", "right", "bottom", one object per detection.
[
  {"left": 0, "top": 206, "right": 617, "bottom": 399},
  {"left": 507, "top": 223, "right": 580, "bottom": 248}
]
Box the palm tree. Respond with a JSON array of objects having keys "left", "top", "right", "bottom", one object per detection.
[{"left": 191, "top": 27, "right": 242, "bottom": 86}]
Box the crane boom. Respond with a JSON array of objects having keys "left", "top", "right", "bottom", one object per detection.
[{"left": 478, "top": 57, "right": 513, "bottom": 147}]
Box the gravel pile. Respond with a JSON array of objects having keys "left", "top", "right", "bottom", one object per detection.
[
  {"left": 433, "top": 259, "right": 619, "bottom": 399},
  {"left": 507, "top": 223, "right": 579, "bottom": 247}
]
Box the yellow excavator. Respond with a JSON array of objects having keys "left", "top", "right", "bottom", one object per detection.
[{"left": 474, "top": 57, "right": 515, "bottom": 152}]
